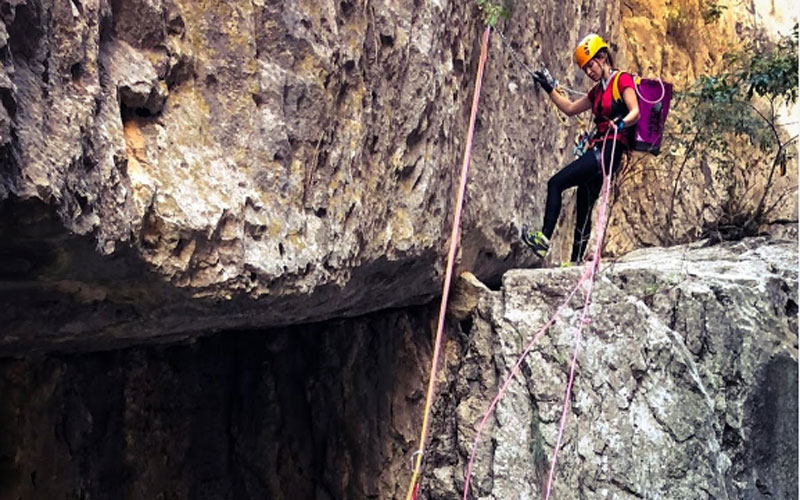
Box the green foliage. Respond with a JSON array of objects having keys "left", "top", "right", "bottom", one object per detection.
[
  {"left": 699, "top": 25, "right": 799, "bottom": 104},
  {"left": 702, "top": 2, "right": 727, "bottom": 25},
  {"left": 476, "top": 0, "right": 510, "bottom": 27},
  {"left": 644, "top": 283, "right": 660, "bottom": 296},
  {"left": 664, "top": 24, "right": 799, "bottom": 243},
  {"left": 529, "top": 414, "right": 548, "bottom": 492},
  {"left": 682, "top": 24, "right": 798, "bottom": 150},
  {"left": 745, "top": 24, "right": 799, "bottom": 102}
]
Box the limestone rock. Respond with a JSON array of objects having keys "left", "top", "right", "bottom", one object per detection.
[
  {"left": 0, "top": 0, "right": 622, "bottom": 351},
  {"left": 447, "top": 271, "right": 491, "bottom": 321},
  {"left": 0, "top": 238, "right": 795, "bottom": 499},
  {"left": 102, "top": 39, "right": 167, "bottom": 115},
  {"left": 427, "top": 237, "right": 798, "bottom": 499}
]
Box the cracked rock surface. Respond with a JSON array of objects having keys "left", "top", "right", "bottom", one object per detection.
[
  {"left": 1, "top": 238, "right": 796, "bottom": 499},
  {"left": 427, "top": 237, "right": 798, "bottom": 499},
  {"left": 0, "top": 0, "right": 620, "bottom": 351}
]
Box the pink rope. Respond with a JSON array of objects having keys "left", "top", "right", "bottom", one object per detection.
[
  {"left": 634, "top": 76, "right": 666, "bottom": 105},
  {"left": 461, "top": 129, "right": 619, "bottom": 500},
  {"left": 544, "top": 129, "right": 617, "bottom": 499},
  {"left": 406, "top": 26, "right": 491, "bottom": 499},
  {"left": 461, "top": 267, "right": 591, "bottom": 500}
]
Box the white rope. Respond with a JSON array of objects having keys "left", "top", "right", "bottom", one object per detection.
[{"left": 494, "top": 27, "right": 586, "bottom": 96}]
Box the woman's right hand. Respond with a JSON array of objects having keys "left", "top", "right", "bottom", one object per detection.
[{"left": 532, "top": 70, "right": 555, "bottom": 94}]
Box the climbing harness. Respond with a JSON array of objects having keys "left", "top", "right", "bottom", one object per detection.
[
  {"left": 573, "top": 126, "right": 597, "bottom": 158},
  {"left": 403, "top": 25, "right": 491, "bottom": 500},
  {"left": 461, "top": 128, "right": 620, "bottom": 500}
]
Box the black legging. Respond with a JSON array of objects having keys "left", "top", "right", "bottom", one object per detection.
[{"left": 541, "top": 142, "right": 625, "bottom": 262}]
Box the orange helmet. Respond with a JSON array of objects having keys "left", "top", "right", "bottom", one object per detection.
[{"left": 574, "top": 34, "right": 609, "bottom": 68}]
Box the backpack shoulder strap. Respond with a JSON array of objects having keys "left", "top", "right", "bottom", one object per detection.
[
  {"left": 611, "top": 72, "right": 624, "bottom": 102},
  {"left": 612, "top": 72, "right": 642, "bottom": 102}
]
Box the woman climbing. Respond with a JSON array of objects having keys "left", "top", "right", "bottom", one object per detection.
[{"left": 522, "top": 34, "right": 639, "bottom": 263}]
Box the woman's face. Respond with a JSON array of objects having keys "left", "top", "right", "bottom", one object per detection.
[{"left": 582, "top": 57, "right": 603, "bottom": 81}]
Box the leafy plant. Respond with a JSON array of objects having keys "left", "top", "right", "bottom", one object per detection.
[
  {"left": 703, "top": 2, "right": 727, "bottom": 25},
  {"left": 476, "top": 0, "right": 510, "bottom": 27},
  {"left": 670, "top": 23, "right": 799, "bottom": 242}
]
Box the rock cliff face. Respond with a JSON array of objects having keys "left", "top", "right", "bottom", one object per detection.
[
  {"left": 442, "top": 237, "right": 797, "bottom": 499},
  {"left": 1, "top": 1, "right": 797, "bottom": 499},
  {"left": 1, "top": 238, "right": 796, "bottom": 499},
  {"left": 2, "top": 0, "right": 794, "bottom": 350},
  {"left": 1, "top": 0, "right": 623, "bottom": 351}
]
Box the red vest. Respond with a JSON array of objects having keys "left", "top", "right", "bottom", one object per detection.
[{"left": 587, "top": 71, "right": 635, "bottom": 146}]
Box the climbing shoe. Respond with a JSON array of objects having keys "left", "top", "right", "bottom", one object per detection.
[{"left": 521, "top": 225, "right": 550, "bottom": 258}]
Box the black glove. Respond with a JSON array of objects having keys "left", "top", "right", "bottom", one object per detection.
[{"left": 532, "top": 70, "right": 555, "bottom": 94}]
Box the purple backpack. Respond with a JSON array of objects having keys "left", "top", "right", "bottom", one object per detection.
[{"left": 611, "top": 73, "right": 673, "bottom": 155}]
